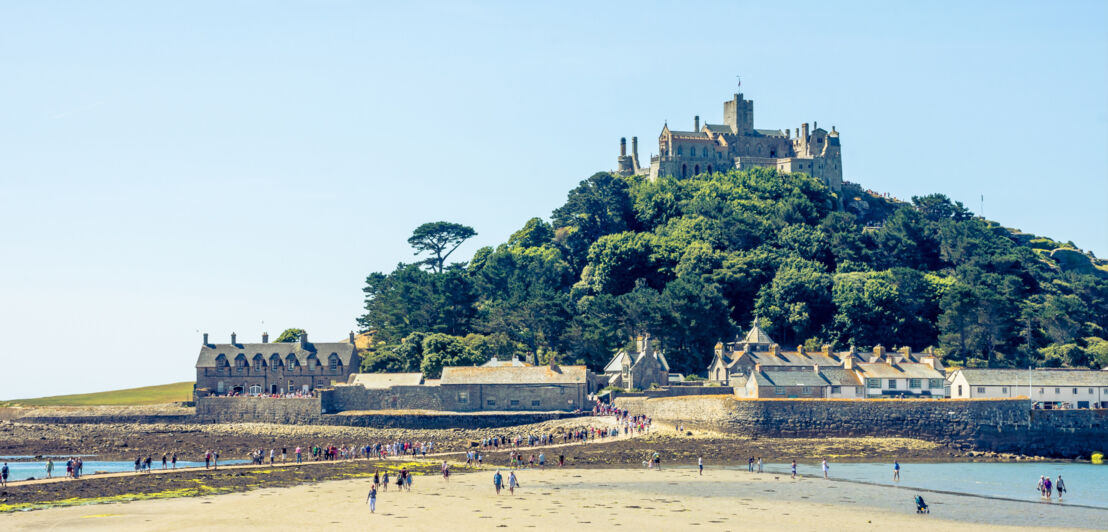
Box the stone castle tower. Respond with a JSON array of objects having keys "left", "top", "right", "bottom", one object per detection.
[{"left": 616, "top": 89, "right": 843, "bottom": 191}]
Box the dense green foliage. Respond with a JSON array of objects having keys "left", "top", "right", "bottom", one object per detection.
[
  {"left": 359, "top": 169, "right": 1108, "bottom": 375},
  {"left": 274, "top": 328, "right": 306, "bottom": 343}
]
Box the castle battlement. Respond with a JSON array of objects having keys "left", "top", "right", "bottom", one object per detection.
[{"left": 617, "top": 89, "right": 843, "bottom": 191}]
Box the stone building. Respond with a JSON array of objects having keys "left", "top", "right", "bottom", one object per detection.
[
  {"left": 194, "top": 331, "right": 361, "bottom": 397},
  {"left": 949, "top": 369, "right": 1108, "bottom": 409},
  {"left": 616, "top": 88, "right": 843, "bottom": 191},
  {"left": 603, "top": 334, "right": 670, "bottom": 390}
]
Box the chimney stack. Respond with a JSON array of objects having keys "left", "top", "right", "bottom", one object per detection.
[
  {"left": 900, "top": 346, "right": 911, "bottom": 357},
  {"left": 299, "top": 331, "right": 308, "bottom": 347},
  {"left": 814, "top": 121, "right": 818, "bottom": 130},
  {"left": 797, "top": 345, "right": 806, "bottom": 356},
  {"left": 203, "top": 333, "right": 209, "bottom": 346},
  {"left": 822, "top": 344, "right": 832, "bottom": 357},
  {"left": 769, "top": 344, "right": 779, "bottom": 356},
  {"left": 620, "top": 137, "right": 627, "bottom": 156},
  {"left": 262, "top": 332, "right": 269, "bottom": 343},
  {"left": 231, "top": 332, "right": 237, "bottom": 345},
  {"left": 802, "top": 123, "right": 810, "bottom": 140},
  {"left": 694, "top": 115, "right": 700, "bottom": 131},
  {"left": 631, "top": 136, "right": 639, "bottom": 158},
  {"left": 873, "top": 345, "right": 885, "bottom": 358},
  {"left": 843, "top": 357, "right": 854, "bottom": 370},
  {"left": 349, "top": 331, "right": 356, "bottom": 344}
]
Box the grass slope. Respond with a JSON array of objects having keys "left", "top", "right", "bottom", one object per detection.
[{"left": 1, "top": 382, "right": 193, "bottom": 406}]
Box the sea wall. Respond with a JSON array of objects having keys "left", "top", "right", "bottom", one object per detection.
[
  {"left": 613, "top": 395, "right": 1107, "bottom": 458},
  {"left": 194, "top": 396, "right": 322, "bottom": 424},
  {"left": 323, "top": 411, "right": 584, "bottom": 429}
]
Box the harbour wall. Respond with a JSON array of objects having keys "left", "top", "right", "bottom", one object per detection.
[{"left": 613, "top": 395, "right": 1107, "bottom": 458}]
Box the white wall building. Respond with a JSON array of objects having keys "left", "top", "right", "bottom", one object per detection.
[{"left": 948, "top": 369, "right": 1108, "bottom": 409}]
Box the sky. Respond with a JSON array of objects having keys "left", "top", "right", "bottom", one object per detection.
[{"left": 1, "top": 1, "right": 1106, "bottom": 399}]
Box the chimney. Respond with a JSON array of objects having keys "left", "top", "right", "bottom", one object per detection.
[
  {"left": 548, "top": 353, "right": 558, "bottom": 371},
  {"left": 643, "top": 333, "right": 653, "bottom": 356},
  {"left": 926, "top": 346, "right": 934, "bottom": 356},
  {"left": 843, "top": 357, "right": 854, "bottom": 370},
  {"left": 769, "top": 344, "right": 779, "bottom": 356},
  {"left": 202, "top": 333, "right": 209, "bottom": 346},
  {"left": 231, "top": 332, "right": 237, "bottom": 345},
  {"left": 299, "top": 331, "right": 308, "bottom": 347},
  {"left": 743, "top": 343, "right": 752, "bottom": 354},
  {"left": 900, "top": 346, "right": 911, "bottom": 357},
  {"left": 631, "top": 136, "right": 639, "bottom": 158},
  {"left": 635, "top": 335, "right": 644, "bottom": 353},
  {"left": 797, "top": 345, "right": 806, "bottom": 356},
  {"left": 831, "top": 126, "right": 837, "bottom": 134},
  {"left": 349, "top": 331, "right": 356, "bottom": 344},
  {"left": 822, "top": 344, "right": 831, "bottom": 357},
  {"left": 262, "top": 332, "right": 269, "bottom": 343},
  {"left": 715, "top": 342, "right": 723, "bottom": 356},
  {"left": 873, "top": 344, "right": 885, "bottom": 358},
  {"left": 620, "top": 137, "right": 627, "bottom": 157},
  {"left": 921, "top": 356, "right": 936, "bottom": 370},
  {"left": 802, "top": 123, "right": 809, "bottom": 140},
  {"left": 694, "top": 115, "right": 700, "bottom": 131},
  {"left": 814, "top": 121, "right": 818, "bottom": 130}
]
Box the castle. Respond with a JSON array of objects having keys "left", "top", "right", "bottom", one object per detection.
[{"left": 617, "top": 89, "right": 843, "bottom": 191}]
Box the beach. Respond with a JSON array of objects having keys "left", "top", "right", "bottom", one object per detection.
[{"left": 4, "top": 465, "right": 1103, "bottom": 531}]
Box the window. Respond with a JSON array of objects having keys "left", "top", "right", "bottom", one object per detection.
[
  {"left": 774, "top": 387, "right": 785, "bottom": 395},
  {"left": 957, "top": 385, "right": 963, "bottom": 396},
  {"left": 909, "top": 379, "right": 921, "bottom": 388},
  {"left": 531, "top": 400, "right": 541, "bottom": 407},
  {"left": 867, "top": 379, "right": 881, "bottom": 389},
  {"left": 856, "top": 386, "right": 864, "bottom": 395},
  {"left": 1055, "top": 388, "right": 1060, "bottom": 394},
  {"left": 930, "top": 379, "right": 944, "bottom": 389},
  {"left": 1002, "top": 387, "right": 1008, "bottom": 394},
  {"left": 802, "top": 386, "right": 812, "bottom": 395},
  {"left": 702, "top": 147, "right": 708, "bottom": 157},
  {"left": 486, "top": 399, "right": 496, "bottom": 407},
  {"left": 217, "top": 381, "right": 224, "bottom": 393},
  {"left": 677, "top": 146, "right": 683, "bottom": 156},
  {"left": 457, "top": 392, "right": 468, "bottom": 404},
  {"left": 887, "top": 379, "right": 897, "bottom": 390},
  {"left": 977, "top": 387, "right": 985, "bottom": 394},
  {"left": 1090, "top": 388, "right": 1095, "bottom": 394},
  {"left": 1073, "top": 388, "right": 1078, "bottom": 394},
  {"left": 831, "top": 386, "right": 841, "bottom": 394},
  {"left": 510, "top": 399, "right": 520, "bottom": 406}
]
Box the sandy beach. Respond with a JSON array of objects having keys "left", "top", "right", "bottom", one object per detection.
[{"left": 4, "top": 464, "right": 1103, "bottom": 531}]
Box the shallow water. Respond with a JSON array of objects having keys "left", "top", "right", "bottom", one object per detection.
[
  {"left": 3, "top": 459, "right": 249, "bottom": 481},
  {"left": 731, "top": 462, "right": 1108, "bottom": 509}
]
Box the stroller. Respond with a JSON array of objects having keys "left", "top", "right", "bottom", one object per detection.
[{"left": 915, "top": 495, "right": 930, "bottom": 514}]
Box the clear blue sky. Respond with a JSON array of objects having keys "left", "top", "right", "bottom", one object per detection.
[{"left": 1, "top": 1, "right": 1105, "bottom": 399}]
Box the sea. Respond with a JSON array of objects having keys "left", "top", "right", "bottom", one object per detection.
[
  {"left": 2, "top": 458, "right": 249, "bottom": 481},
  {"left": 747, "top": 461, "right": 1108, "bottom": 509}
]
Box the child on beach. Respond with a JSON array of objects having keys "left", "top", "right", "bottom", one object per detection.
[
  {"left": 791, "top": 460, "right": 797, "bottom": 479},
  {"left": 822, "top": 460, "right": 829, "bottom": 479},
  {"left": 698, "top": 456, "right": 703, "bottom": 475},
  {"left": 366, "top": 484, "right": 377, "bottom": 513}
]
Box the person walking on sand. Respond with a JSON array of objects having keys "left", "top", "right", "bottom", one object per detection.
[
  {"left": 757, "top": 457, "right": 763, "bottom": 474},
  {"left": 295, "top": 447, "right": 302, "bottom": 464},
  {"left": 1, "top": 462, "right": 8, "bottom": 487},
  {"left": 382, "top": 471, "right": 389, "bottom": 492},
  {"left": 559, "top": 454, "right": 565, "bottom": 468},
  {"left": 893, "top": 461, "right": 900, "bottom": 482},
  {"left": 493, "top": 470, "right": 504, "bottom": 495},
  {"left": 508, "top": 471, "right": 520, "bottom": 495},
  {"left": 698, "top": 456, "right": 703, "bottom": 476},
  {"left": 204, "top": 450, "right": 211, "bottom": 469},
  {"left": 46, "top": 458, "right": 54, "bottom": 479},
  {"left": 172, "top": 452, "right": 177, "bottom": 469},
  {"left": 366, "top": 483, "right": 377, "bottom": 513},
  {"left": 539, "top": 452, "right": 545, "bottom": 470},
  {"left": 213, "top": 451, "right": 220, "bottom": 470},
  {"left": 791, "top": 460, "right": 797, "bottom": 479},
  {"left": 1057, "top": 475, "right": 1066, "bottom": 500},
  {"left": 162, "top": 453, "right": 167, "bottom": 469},
  {"left": 822, "top": 459, "right": 829, "bottom": 479}
]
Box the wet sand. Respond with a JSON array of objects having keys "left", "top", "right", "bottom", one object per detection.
[{"left": 4, "top": 466, "right": 1103, "bottom": 531}]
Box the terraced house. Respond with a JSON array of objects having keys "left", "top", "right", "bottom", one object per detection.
[{"left": 194, "top": 332, "right": 361, "bottom": 396}]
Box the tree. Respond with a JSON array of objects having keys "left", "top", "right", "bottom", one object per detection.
[
  {"left": 274, "top": 328, "right": 306, "bottom": 343},
  {"left": 408, "top": 221, "right": 477, "bottom": 273},
  {"left": 419, "top": 333, "right": 487, "bottom": 378}
]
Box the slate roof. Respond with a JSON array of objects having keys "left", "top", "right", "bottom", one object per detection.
[
  {"left": 743, "top": 324, "right": 775, "bottom": 345},
  {"left": 754, "top": 128, "right": 786, "bottom": 137},
  {"left": 821, "top": 367, "right": 863, "bottom": 386},
  {"left": 745, "top": 350, "right": 846, "bottom": 368},
  {"left": 440, "top": 365, "right": 589, "bottom": 385},
  {"left": 347, "top": 373, "right": 424, "bottom": 388},
  {"left": 753, "top": 370, "right": 830, "bottom": 387},
  {"left": 196, "top": 341, "right": 357, "bottom": 368},
  {"left": 704, "top": 124, "right": 733, "bottom": 134},
  {"left": 955, "top": 369, "right": 1108, "bottom": 387},
  {"left": 604, "top": 352, "right": 634, "bottom": 373},
  {"left": 855, "top": 362, "right": 944, "bottom": 380},
  {"left": 668, "top": 131, "right": 711, "bottom": 140}
]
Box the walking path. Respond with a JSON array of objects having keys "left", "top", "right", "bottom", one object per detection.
[{"left": 3, "top": 415, "right": 649, "bottom": 488}]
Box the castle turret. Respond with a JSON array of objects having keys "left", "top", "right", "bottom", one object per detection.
[
  {"left": 616, "top": 137, "right": 635, "bottom": 176},
  {"left": 694, "top": 115, "right": 699, "bottom": 131}
]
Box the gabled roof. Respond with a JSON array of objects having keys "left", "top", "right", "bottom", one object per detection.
[
  {"left": 440, "top": 365, "right": 589, "bottom": 385},
  {"left": 743, "top": 323, "right": 775, "bottom": 345},
  {"left": 954, "top": 369, "right": 1108, "bottom": 387},
  {"left": 347, "top": 372, "right": 424, "bottom": 388},
  {"left": 820, "top": 367, "right": 863, "bottom": 386},
  {"left": 855, "top": 362, "right": 944, "bottom": 380},
  {"left": 753, "top": 370, "right": 830, "bottom": 387},
  {"left": 196, "top": 341, "right": 357, "bottom": 368},
  {"left": 604, "top": 351, "right": 634, "bottom": 373},
  {"left": 704, "top": 124, "right": 733, "bottom": 134},
  {"left": 669, "top": 130, "right": 711, "bottom": 140}
]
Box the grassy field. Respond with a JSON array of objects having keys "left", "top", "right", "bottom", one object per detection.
[{"left": 0, "top": 382, "right": 193, "bottom": 406}]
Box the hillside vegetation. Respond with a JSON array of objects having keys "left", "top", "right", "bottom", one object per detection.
[
  {"left": 1, "top": 382, "right": 194, "bottom": 406},
  {"left": 357, "top": 169, "right": 1108, "bottom": 376}
]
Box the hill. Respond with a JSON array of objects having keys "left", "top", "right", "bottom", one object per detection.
[
  {"left": 1, "top": 382, "right": 194, "bottom": 406},
  {"left": 356, "top": 169, "right": 1108, "bottom": 375}
]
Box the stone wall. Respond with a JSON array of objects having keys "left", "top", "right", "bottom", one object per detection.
[
  {"left": 323, "top": 383, "right": 587, "bottom": 413},
  {"left": 323, "top": 411, "right": 584, "bottom": 429},
  {"left": 613, "top": 395, "right": 1107, "bottom": 458},
  {"left": 195, "top": 396, "right": 322, "bottom": 424}
]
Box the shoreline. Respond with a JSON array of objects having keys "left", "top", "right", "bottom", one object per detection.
[{"left": 3, "top": 465, "right": 1103, "bottom": 531}]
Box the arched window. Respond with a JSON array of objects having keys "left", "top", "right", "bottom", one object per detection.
[
  {"left": 707, "top": 165, "right": 713, "bottom": 174},
  {"left": 234, "top": 354, "right": 248, "bottom": 368},
  {"left": 702, "top": 147, "right": 708, "bottom": 157},
  {"left": 677, "top": 146, "right": 683, "bottom": 156},
  {"left": 681, "top": 164, "right": 687, "bottom": 178},
  {"left": 328, "top": 353, "right": 342, "bottom": 371},
  {"left": 694, "top": 164, "right": 700, "bottom": 175},
  {"left": 249, "top": 384, "right": 262, "bottom": 395},
  {"left": 215, "top": 354, "right": 229, "bottom": 368},
  {"left": 286, "top": 354, "right": 299, "bottom": 370}
]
